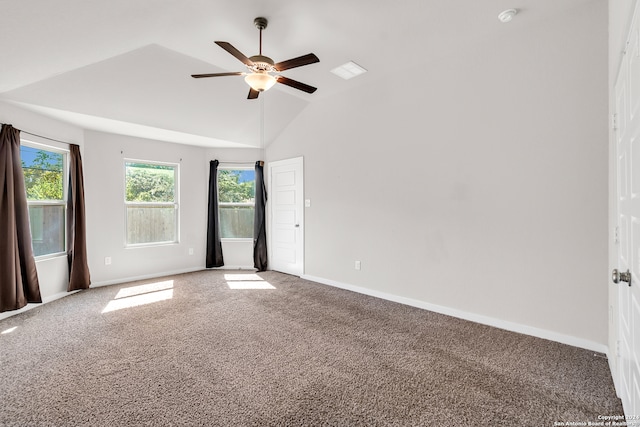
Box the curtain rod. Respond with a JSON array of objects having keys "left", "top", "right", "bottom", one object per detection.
[
  {"left": 217, "top": 161, "right": 262, "bottom": 165},
  {"left": 0, "top": 123, "right": 75, "bottom": 146}
]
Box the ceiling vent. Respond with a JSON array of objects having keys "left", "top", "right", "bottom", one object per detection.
[{"left": 331, "top": 61, "right": 367, "bottom": 80}]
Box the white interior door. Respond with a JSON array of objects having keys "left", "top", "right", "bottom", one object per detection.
[
  {"left": 615, "top": 8, "right": 640, "bottom": 416},
  {"left": 269, "top": 157, "right": 304, "bottom": 276}
]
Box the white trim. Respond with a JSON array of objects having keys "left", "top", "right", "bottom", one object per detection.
[
  {"left": 90, "top": 266, "right": 205, "bottom": 288},
  {"left": 123, "top": 159, "right": 180, "bottom": 247},
  {"left": 0, "top": 266, "right": 224, "bottom": 321},
  {"left": 2, "top": 268, "right": 606, "bottom": 354},
  {"left": 209, "top": 265, "right": 257, "bottom": 271},
  {"left": 0, "top": 290, "right": 80, "bottom": 321},
  {"left": 609, "top": 347, "right": 622, "bottom": 398},
  {"left": 20, "top": 136, "right": 70, "bottom": 153},
  {"left": 20, "top": 141, "right": 69, "bottom": 257},
  {"left": 301, "top": 274, "right": 608, "bottom": 354},
  {"left": 218, "top": 164, "right": 254, "bottom": 171},
  {"left": 268, "top": 157, "right": 305, "bottom": 276}
]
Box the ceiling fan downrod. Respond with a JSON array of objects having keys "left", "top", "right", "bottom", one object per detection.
[{"left": 254, "top": 17, "right": 268, "bottom": 55}]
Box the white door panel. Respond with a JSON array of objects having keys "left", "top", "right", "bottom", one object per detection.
[
  {"left": 615, "top": 8, "right": 640, "bottom": 416},
  {"left": 630, "top": 26, "right": 640, "bottom": 122},
  {"left": 269, "top": 157, "right": 304, "bottom": 276}
]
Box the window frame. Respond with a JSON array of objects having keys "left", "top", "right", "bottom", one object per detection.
[
  {"left": 218, "top": 166, "right": 255, "bottom": 241},
  {"left": 124, "top": 159, "right": 180, "bottom": 248},
  {"left": 20, "top": 139, "right": 69, "bottom": 260}
]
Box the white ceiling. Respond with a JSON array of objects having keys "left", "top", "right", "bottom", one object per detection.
[{"left": 0, "top": 0, "right": 592, "bottom": 148}]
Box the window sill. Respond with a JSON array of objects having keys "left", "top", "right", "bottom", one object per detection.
[
  {"left": 34, "top": 252, "right": 67, "bottom": 262},
  {"left": 125, "top": 241, "right": 180, "bottom": 249}
]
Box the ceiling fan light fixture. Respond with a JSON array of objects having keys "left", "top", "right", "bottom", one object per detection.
[{"left": 245, "top": 72, "right": 277, "bottom": 92}]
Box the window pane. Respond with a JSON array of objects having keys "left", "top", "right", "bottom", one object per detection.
[
  {"left": 29, "top": 205, "right": 65, "bottom": 256},
  {"left": 218, "top": 170, "right": 255, "bottom": 203},
  {"left": 20, "top": 146, "right": 64, "bottom": 201},
  {"left": 125, "top": 162, "right": 175, "bottom": 203},
  {"left": 21, "top": 144, "right": 66, "bottom": 257},
  {"left": 220, "top": 206, "right": 254, "bottom": 238},
  {"left": 218, "top": 169, "right": 255, "bottom": 239},
  {"left": 126, "top": 206, "right": 176, "bottom": 244}
]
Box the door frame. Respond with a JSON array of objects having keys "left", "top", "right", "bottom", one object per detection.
[
  {"left": 610, "top": 0, "right": 640, "bottom": 409},
  {"left": 267, "top": 156, "right": 304, "bottom": 276}
]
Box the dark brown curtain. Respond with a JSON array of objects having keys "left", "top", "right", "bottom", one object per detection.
[
  {"left": 67, "top": 144, "right": 91, "bottom": 291},
  {"left": 206, "top": 160, "right": 224, "bottom": 268},
  {"left": 253, "top": 161, "right": 268, "bottom": 271},
  {"left": 0, "top": 124, "right": 41, "bottom": 312}
]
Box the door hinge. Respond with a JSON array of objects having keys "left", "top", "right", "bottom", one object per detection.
[
  {"left": 613, "top": 113, "right": 618, "bottom": 131},
  {"left": 615, "top": 226, "right": 620, "bottom": 244},
  {"left": 617, "top": 340, "right": 622, "bottom": 357}
]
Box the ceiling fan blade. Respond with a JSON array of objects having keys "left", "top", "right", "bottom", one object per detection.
[
  {"left": 191, "top": 72, "right": 244, "bottom": 78},
  {"left": 215, "top": 41, "right": 254, "bottom": 67},
  {"left": 274, "top": 53, "right": 319, "bottom": 71},
  {"left": 276, "top": 76, "right": 317, "bottom": 94},
  {"left": 248, "top": 88, "right": 260, "bottom": 99}
]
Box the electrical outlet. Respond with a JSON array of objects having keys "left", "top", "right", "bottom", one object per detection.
[
  {"left": 355, "top": 260, "right": 361, "bottom": 270},
  {"left": 188, "top": 248, "right": 194, "bottom": 255},
  {"left": 104, "top": 257, "right": 112, "bottom": 266}
]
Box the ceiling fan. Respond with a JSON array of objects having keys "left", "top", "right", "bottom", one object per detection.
[{"left": 191, "top": 17, "right": 319, "bottom": 99}]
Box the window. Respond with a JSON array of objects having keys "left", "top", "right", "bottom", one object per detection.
[
  {"left": 218, "top": 169, "right": 255, "bottom": 239},
  {"left": 125, "top": 161, "right": 179, "bottom": 246},
  {"left": 20, "top": 144, "right": 67, "bottom": 257}
]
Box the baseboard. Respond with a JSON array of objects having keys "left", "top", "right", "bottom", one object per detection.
[
  {"left": 1, "top": 266, "right": 245, "bottom": 323},
  {"left": 608, "top": 348, "right": 622, "bottom": 398},
  {"left": 3, "top": 269, "right": 608, "bottom": 354},
  {"left": 90, "top": 266, "right": 206, "bottom": 288},
  {"left": 0, "top": 290, "right": 81, "bottom": 322},
  {"left": 301, "top": 274, "right": 608, "bottom": 354},
  {"left": 209, "top": 265, "right": 257, "bottom": 271}
]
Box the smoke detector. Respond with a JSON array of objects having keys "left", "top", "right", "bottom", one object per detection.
[{"left": 498, "top": 9, "right": 518, "bottom": 23}]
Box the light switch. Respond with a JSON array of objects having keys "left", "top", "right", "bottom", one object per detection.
[{"left": 305, "top": 199, "right": 311, "bottom": 208}]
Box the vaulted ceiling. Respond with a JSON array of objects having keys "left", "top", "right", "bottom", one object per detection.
[{"left": 0, "top": 0, "right": 592, "bottom": 148}]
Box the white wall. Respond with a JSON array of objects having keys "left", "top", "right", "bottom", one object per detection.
[
  {"left": 267, "top": 1, "right": 608, "bottom": 349},
  {"left": 84, "top": 131, "right": 208, "bottom": 285},
  {"left": 0, "top": 101, "right": 84, "bottom": 306}
]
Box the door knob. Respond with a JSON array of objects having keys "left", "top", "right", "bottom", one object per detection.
[{"left": 612, "top": 268, "right": 632, "bottom": 286}]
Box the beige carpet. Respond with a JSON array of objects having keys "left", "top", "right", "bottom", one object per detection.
[{"left": 0, "top": 270, "right": 623, "bottom": 426}]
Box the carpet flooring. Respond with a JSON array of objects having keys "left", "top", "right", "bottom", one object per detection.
[{"left": 0, "top": 270, "right": 623, "bottom": 426}]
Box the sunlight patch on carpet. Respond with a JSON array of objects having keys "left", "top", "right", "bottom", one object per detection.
[
  {"left": 225, "top": 273, "right": 275, "bottom": 290},
  {"left": 227, "top": 281, "right": 276, "bottom": 289},
  {"left": 224, "top": 273, "right": 262, "bottom": 281},
  {"left": 114, "top": 280, "right": 174, "bottom": 299},
  {"left": 102, "top": 280, "right": 174, "bottom": 313},
  {"left": 1, "top": 326, "right": 17, "bottom": 334}
]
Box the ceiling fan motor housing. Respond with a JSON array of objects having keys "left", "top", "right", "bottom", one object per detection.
[{"left": 248, "top": 55, "right": 276, "bottom": 73}]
